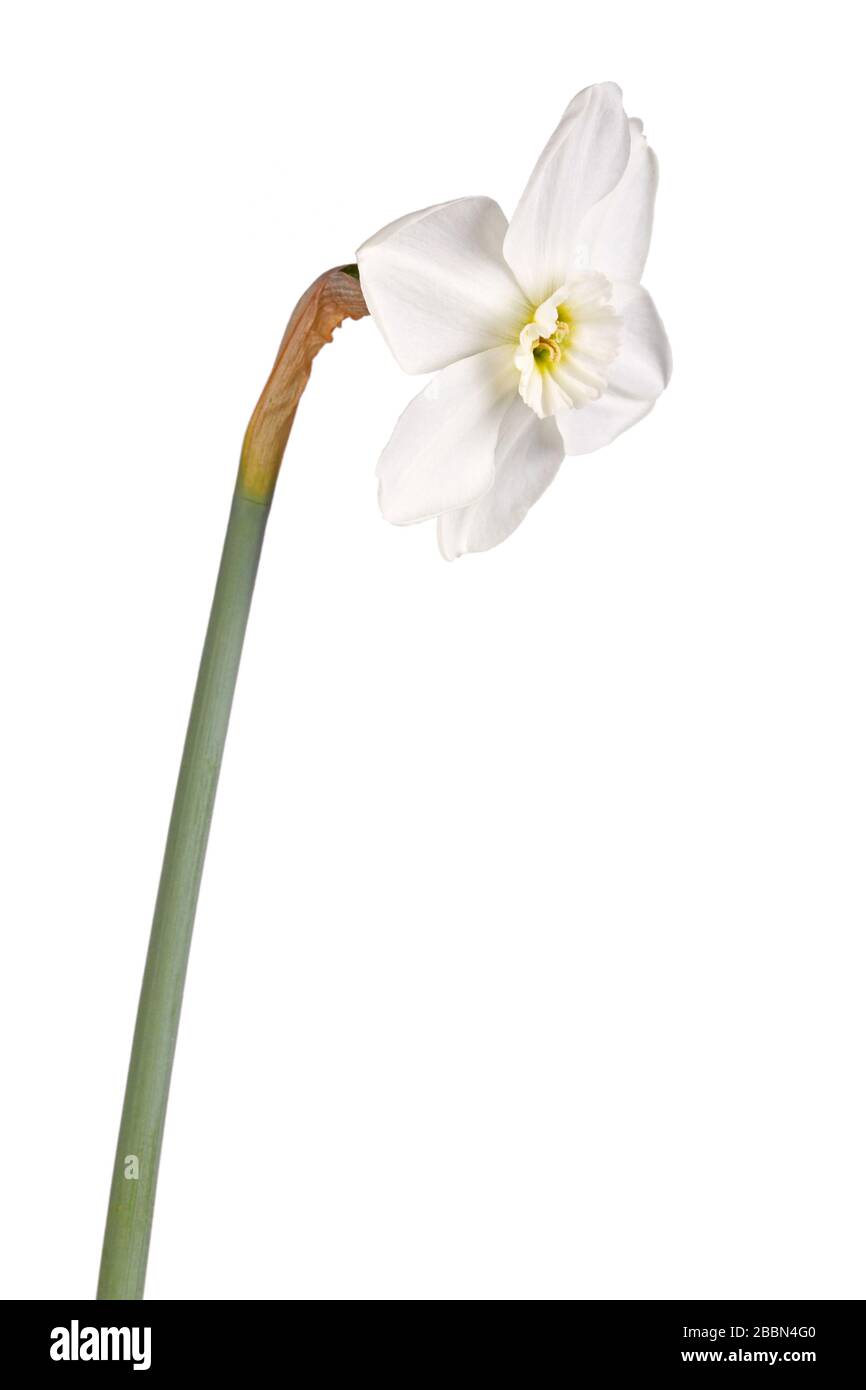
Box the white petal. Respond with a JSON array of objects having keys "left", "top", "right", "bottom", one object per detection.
[
  {"left": 503, "top": 83, "right": 631, "bottom": 306},
  {"left": 556, "top": 283, "right": 671, "bottom": 455},
  {"left": 377, "top": 347, "right": 519, "bottom": 525},
  {"left": 555, "top": 388, "right": 655, "bottom": 456},
  {"left": 357, "top": 197, "right": 530, "bottom": 374},
  {"left": 576, "top": 118, "right": 658, "bottom": 284},
  {"left": 607, "top": 282, "right": 672, "bottom": 398},
  {"left": 438, "top": 398, "right": 564, "bottom": 559}
]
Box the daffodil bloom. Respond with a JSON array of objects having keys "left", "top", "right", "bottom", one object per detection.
[{"left": 358, "top": 82, "right": 671, "bottom": 558}]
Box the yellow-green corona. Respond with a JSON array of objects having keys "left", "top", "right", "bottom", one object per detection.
[{"left": 514, "top": 277, "right": 621, "bottom": 418}]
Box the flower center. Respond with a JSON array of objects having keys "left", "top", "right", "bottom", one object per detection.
[
  {"left": 532, "top": 320, "right": 570, "bottom": 368},
  {"left": 514, "top": 275, "right": 621, "bottom": 419}
]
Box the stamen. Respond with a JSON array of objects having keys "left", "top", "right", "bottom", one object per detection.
[{"left": 533, "top": 336, "right": 562, "bottom": 367}]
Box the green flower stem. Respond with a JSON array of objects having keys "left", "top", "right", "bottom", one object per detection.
[
  {"left": 97, "top": 266, "right": 368, "bottom": 1300},
  {"left": 97, "top": 486, "right": 269, "bottom": 1299}
]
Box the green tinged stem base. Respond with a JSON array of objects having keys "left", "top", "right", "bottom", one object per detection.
[{"left": 97, "top": 486, "right": 270, "bottom": 1300}]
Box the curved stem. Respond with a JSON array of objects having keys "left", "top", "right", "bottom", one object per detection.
[
  {"left": 97, "top": 487, "right": 268, "bottom": 1299},
  {"left": 97, "top": 267, "right": 367, "bottom": 1299}
]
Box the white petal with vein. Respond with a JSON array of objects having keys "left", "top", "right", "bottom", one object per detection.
[
  {"left": 377, "top": 347, "right": 519, "bottom": 525},
  {"left": 438, "top": 398, "right": 564, "bottom": 558},
  {"left": 576, "top": 118, "right": 658, "bottom": 284},
  {"left": 606, "top": 282, "right": 671, "bottom": 399},
  {"left": 358, "top": 197, "right": 530, "bottom": 374},
  {"left": 503, "top": 83, "right": 631, "bottom": 305}
]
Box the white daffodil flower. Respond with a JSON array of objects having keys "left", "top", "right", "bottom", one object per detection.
[{"left": 357, "top": 82, "right": 672, "bottom": 559}]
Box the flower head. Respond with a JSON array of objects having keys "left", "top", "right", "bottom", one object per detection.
[{"left": 358, "top": 83, "right": 671, "bottom": 558}]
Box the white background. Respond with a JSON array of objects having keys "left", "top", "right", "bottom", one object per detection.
[{"left": 1, "top": 0, "right": 864, "bottom": 1300}]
